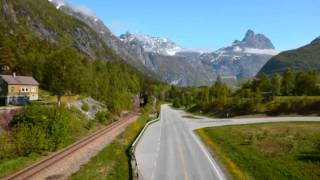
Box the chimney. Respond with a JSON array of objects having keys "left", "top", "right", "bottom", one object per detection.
[{"left": 13, "top": 72, "right": 16, "bottom": 79}]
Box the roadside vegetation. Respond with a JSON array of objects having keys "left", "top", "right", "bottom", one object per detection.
[
  {"left": 197, "top": 122, "right": 320, "bottom": 179},
  {"left": 0, "top": 103, "right": 98, "bottom": 178},
  {"left": 69, "top": 103, "right": 156, "bottom": 180},
  {"left": 169, "top": 69, "right": 320, "bottom": 117},
  {"left": 0, "top": 93, "right": 162, "bottom": 179}
]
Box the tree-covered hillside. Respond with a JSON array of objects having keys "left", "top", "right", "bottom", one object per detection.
[
  {"left": 0, "top": 0, "right": 167, "bottom": 112},
  {"left": 259, "top": 38, "right": 320, "bottom": 75}
]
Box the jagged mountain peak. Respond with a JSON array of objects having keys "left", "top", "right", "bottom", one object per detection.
[
  {"left": 234, "top": 29, "right": 275, "bottom": 49},
  {"left": 215, "top": 30, "right": 278, "bottom": 56},
  {"left": 243, "top": 29, "right": 255, "bottom": 40}
]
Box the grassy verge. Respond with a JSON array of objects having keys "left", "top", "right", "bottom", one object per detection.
[
  {"left": 0, "top": 153, "right": 42, "bottom": 178},
  {"left": 69, "top": 114, "right": 152, "bottom": 180},
  {"left": 197, "top": 122, "right": 320, "bottom": 180}
]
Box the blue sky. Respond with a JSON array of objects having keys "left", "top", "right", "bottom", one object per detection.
[{"left": 67, "top": 0, "right": 319, "bottom": 51}]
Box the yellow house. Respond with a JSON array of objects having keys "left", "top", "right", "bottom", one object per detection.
[{"left": 0, "top": 73, "right": 39, "bottom": 105}]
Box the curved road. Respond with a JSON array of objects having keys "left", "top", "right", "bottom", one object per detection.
[{"left": 135, "top": 104, "right": 320, "bottom": 180}]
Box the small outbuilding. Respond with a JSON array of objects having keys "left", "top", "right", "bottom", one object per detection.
[{"left": 0, "top": 73, "right": 39, "bottom": 105}]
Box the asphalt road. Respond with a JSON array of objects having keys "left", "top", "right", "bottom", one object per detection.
[
  {"left": 135, "top": 105, "right": 226, "bottom": 180},
  {"left": 135, "top": 104, "right": 320, "bottom": 180}
]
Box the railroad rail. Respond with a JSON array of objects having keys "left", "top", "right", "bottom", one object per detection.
[{"left": 5, "top": 111, "right": 139, "bottom": 180}]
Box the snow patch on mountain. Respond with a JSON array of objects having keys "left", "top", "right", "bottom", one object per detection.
[
  {"left": 119, "top": 33, "right": 210, "bottom": 56},
  {"left": 48, "top": 0, "right": 65, "bottom": 9},
  {"left": 170, "top": 78, "right": 182, "bottom": 85},
  {"left": 48, "top": 0, "right": 97, "bottom": 18},
  {"left": 244, "top": 48, "right": 278, "bottom": 55},
  {"left": 120, "top": 33, "right": 183, "bottom": 56},
  {"left": 230, "top": 46, "right": 278, "bottom": 55}
]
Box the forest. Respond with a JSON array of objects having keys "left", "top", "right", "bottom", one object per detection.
[{"left": 170, "top": 69, "right": 320, "bottom": 117}]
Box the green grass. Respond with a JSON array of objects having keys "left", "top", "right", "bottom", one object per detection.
[
  {"left": 69, "top": 114, "right": 152, "bottom": 180},
  {"left": 197, "top": 122, "right": 320, "bottom": 180},
  {"left": 0, "top": 153, "right": 42, "bottom": 178}
]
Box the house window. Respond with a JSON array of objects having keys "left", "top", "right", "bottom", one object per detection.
[{"left": 21, "top": 87, "right": 28, "bottom": 92}]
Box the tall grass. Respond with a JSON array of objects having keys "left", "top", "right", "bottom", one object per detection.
[{"left": 197, "top": 122, "right": 320, "bottom": 180}]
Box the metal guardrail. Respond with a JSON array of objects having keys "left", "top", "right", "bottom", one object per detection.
[{"left": 131, "top": 116, "right": 160, "bottom": 180}]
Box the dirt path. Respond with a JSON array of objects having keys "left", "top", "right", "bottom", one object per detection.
[{"left": 0, "top": 108, "right": 20, "bottom": 131}]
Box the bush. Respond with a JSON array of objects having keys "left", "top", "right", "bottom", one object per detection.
[
  {"left": 268, "top": 98, "right": 320, "bottom": 115},
  {"left": 95, "top": 111, "right": 111, "bottom": 124},
  {"left": 10, "top": 104, "right": 85, "bottom": 156},
  {"left": 0, "top": 132, "right": 15, "bottom": 159},
  {"left": 81, "top": 102, "right": 90, "bottom": 112}
]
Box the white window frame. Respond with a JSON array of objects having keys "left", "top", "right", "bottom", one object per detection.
[{"left": 21, "top": 87, "right": 29, "bottom": 92}]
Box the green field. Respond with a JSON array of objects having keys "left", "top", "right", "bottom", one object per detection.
[
  {"left": 69, "top": 114, "right": 151, "bottom": 180},
  {"left": 197, "top": 122, "right": 320, "bottom": 179}
]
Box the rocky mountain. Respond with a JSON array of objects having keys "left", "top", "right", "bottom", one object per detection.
[
  {"left": 120, "top": 33, "right": 183, "bottom": 56},
  {"left": 47, "top": 0, "right": 155, "bottom": 77},
  {"left": 119, "top": 32, "right": 210, "bottom": 57},
  {"left": 259, "top": 37, "right": 320, "bottom": 75},
  {"left": 198, "top": 30, "right": 278, "bottom": 80},
  {"left": 118, "top": 33, "right": 214, "bottom": 86},
  {"left": 144, "top": 53, "right": 214, "bottom": 86},
  {"left": 235, "top": 29, "right": 275, "bottom": 49},
  {"left": 48, "top": 0, "right": 278, "bottom": 86},
  {"left": 1, "top": 0, "right": 122, "bottom": 63},
  {"left": 120, "top": 30, "right": 277, "bottom": 84}
]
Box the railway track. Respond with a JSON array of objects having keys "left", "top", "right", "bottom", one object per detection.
[{"left": 5, "top": 111, "right": 139, "bottom": 180}]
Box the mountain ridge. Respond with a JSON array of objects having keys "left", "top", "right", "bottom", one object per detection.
[
  {"left": 259, "top": 37, "right": 320, "bottom": 75},
  {"left": 47, "top": 0, "right": 278, "bottom": 86}
]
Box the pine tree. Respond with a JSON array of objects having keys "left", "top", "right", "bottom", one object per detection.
[
  {"left": 271, "top": 74, "right": 281, "bottom": 96},
  {"left": 282, "top": 69, "right": 294, "bottom": 96}
]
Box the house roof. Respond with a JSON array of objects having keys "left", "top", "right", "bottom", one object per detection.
[{"left": 0, "top": 75, "right": 39, "bottom": 85}]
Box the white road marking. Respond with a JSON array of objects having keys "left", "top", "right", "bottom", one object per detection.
[{"left": 190, "top": 130, "right": 226, "bottom": 180}]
